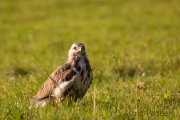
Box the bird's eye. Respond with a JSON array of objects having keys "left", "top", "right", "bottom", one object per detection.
[{"left": 73, "top": 47, "right": 77, "bottom": 50}]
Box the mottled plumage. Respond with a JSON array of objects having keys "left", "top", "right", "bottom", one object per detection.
[{"left": 32, "top": 43, "right": 93, "bottom": 107}]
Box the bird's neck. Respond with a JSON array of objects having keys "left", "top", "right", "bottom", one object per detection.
[
  {"left": 68, "top": 55, "right": 87, "bottom": 67},
  {"left": 68, "top": 54, "right": 87, "bottom": 61}
]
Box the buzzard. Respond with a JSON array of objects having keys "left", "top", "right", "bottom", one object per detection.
[{"left": 32, "top": 43, "right": 93, "bottom": 107}]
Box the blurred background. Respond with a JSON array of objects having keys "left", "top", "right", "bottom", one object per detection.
[
  {"left": 0, "top": 0, "right": 180, "bottom": 119},
  {"left": 1, "top": 0, "right": 180, "bottom": 79},
  {"left": 0, "top": 0, "right": 180, "bottom": 85}
]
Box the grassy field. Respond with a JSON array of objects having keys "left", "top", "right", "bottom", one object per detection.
[{"left": 0, "top": 0, "right": 180, "bottom": 119}]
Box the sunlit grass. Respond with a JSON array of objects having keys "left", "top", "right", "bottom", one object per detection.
[{"left": 0, "top": 0, "right": 180, "bottom": 119}]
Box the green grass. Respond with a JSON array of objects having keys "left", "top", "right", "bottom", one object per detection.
[{"left": 0, "top": 0, "right": 180, "bottom": 119}]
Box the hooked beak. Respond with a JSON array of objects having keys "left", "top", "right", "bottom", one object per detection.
[
  {"left": 77, "top": 47, "right": 84, "bottom": 55},
  {"left": 77, "top": 47, "right": 82, "bottom": 52}
]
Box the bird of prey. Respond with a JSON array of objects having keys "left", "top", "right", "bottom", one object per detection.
[{"left": 32, "top": 43, "right": 93, "bottom": 107}]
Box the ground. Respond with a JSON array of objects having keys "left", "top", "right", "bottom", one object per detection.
[{"left": 0, "top": 0, "right": 180, "bottom": 119}]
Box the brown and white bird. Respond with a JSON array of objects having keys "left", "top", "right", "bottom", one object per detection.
[{"left": 32, "top": 43, "right": 93, "bottom": 107}]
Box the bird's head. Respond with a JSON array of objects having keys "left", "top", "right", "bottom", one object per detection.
[{"left": 68, "top": 43, "right": 86, "bottom": 59}]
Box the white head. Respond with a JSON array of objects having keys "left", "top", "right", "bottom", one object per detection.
[{"left": 68, "top": 43, "right": 86, "bottom": 60}]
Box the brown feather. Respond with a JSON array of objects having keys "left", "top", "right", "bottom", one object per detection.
[{"left": 33, "top": 62, "right": 74, "bottom": 101}]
